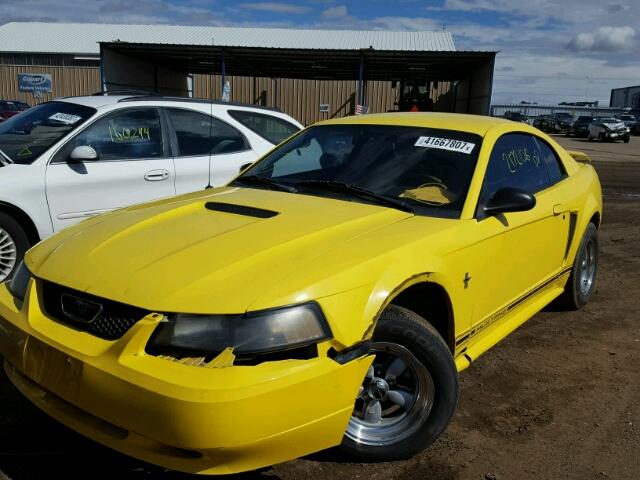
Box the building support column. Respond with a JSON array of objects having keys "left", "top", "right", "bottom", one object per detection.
[{"left": 221, "top": 48, "right": 226, "bottom": 98}]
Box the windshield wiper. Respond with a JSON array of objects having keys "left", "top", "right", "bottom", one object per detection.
[
  {"left": 296, "top": 180, "right": 415, "bottom": 214},
  {"left": 0, "top": 148, "right": 13, "bottom": 166},
  {"left": 232, "top": 175, "right": 297, "bottom": 193}
]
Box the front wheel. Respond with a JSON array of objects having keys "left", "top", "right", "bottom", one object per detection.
[
  {"left": 623, "top": 135, "right": 630, "bottom": 143},
  {"left": 340, "top": 305, "right": 458, "bottom": 461},
  {"left": 0, "top": 213, "right": 29, "bottom": 283}
]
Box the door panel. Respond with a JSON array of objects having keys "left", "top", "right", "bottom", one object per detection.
[
  {"left": 165, "top": 108, "right": 258, "bottom": 195},
  {"left": 466, "top": 133, "right": 570, "bottom": 326},
  {"left": 46, "top": 107, "right": 175, "bottom": 231},
  {"left": 468, "top": 190, "right": 568, "bottom": 326},
  {"left": 172, "top": 151, "right": 257, "bottom": 194}
]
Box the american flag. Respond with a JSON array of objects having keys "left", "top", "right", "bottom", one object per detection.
[{"left": 355, "top": 104, "right": 368, "bottom": 115}]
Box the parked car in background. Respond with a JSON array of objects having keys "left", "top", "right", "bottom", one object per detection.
[
  {"left": 533, "top": 114, "right": 555, "bottom": 132},
  {"left": 567, "top": 116, "right": 596, "bottom": 138},
  {"left": 0, "top": 94, "right": 303, "bottom": 281},
  {"left": 615, "top": 114, "right": 638, "bottom": 131},
  {"left": 1, "top": 113, "right": 602, "bottom": 475},
  {"left": 503, "top": 111, "right": 528, "bottom": 123},
  {"left": 550, "top": 112, "right": 575, "bottom": 133},
  {"left": 588, "top": 117, "right": 630, "bottom": 143},
  {"left": 0, "top": 100, "right": 30, "bottom": 121}
]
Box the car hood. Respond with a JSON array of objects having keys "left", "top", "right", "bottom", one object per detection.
[
  {"left": 26, "top": 186, "right": 413, "bottom": 313},
  {"left": 0, "top": 163, "right": 39, "bottom": 188},
  {"left": 602, "top": 121, "right": 626, "bottom": 129}
]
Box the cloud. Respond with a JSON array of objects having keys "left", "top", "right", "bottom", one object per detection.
[
  {"left": 321, "top": 5, "right": 348, "bottom": 20},
  {"left": 0, "top": 0, "right": 223, "bottom": 25},
  {"left": 568, "top": 26, "right": 636, "bottom": 52},
  {"left": 237, "top": 2, "right": 313, "bottom": 14}
]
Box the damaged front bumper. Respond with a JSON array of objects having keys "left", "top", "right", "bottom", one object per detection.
[{"left": 0, "top": 280, "right": 372, "bottom": 475}]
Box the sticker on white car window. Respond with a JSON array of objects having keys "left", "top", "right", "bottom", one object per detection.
[
  {"left": 414, "top": 136, "right": 475, "bottom": 154},
  {"left": 49, "top": 112, "right": 82, "bottom": 125}
]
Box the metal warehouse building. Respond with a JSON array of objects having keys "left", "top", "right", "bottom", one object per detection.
[
  {"left": 610, "top": 85, "right": 640, "bottom": 110},
  {"left": 0, "top": 22, "right": 496, "bottom": 124}
]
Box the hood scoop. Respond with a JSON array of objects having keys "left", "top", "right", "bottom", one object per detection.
[{"left": 205, "top": 202, "right": 279, "bottom": 219}]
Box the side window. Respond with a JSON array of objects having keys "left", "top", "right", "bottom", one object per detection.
[
  {"left": 167, "top": 108, "right": 248, "bottom": 156},
  {"left": 534, "top": 137, "right": 566, "bottom": 185},
  {"left": 63, "top": 108, "right": 163, "bottom": 161},
  {"left": 480, "top": 133, "right": 549, "bottom": 206},
  {"left": 228, "top": 110, "right": 300, "bottom": 145}
]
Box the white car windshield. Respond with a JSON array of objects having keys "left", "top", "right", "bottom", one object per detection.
[{"left": 0, "top": 101, "right": 95, "bottom": 165}]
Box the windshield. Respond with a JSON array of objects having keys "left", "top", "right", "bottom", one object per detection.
[
  {"left": 0, "top": 101, "right": 96, "bottom": 165},
  {"left": 236, "top": 124, "right": 482, "bottom": 218}
]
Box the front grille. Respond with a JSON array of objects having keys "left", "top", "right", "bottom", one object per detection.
[{"left": 41, "top": 281, "right": 150, "bottom": 340}]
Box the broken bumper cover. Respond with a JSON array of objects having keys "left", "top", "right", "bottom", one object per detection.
[{"left": 0, "top": 282, "right": 371, "bottom": 475}]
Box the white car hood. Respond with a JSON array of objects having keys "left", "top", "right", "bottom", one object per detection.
[{"left": 602, "top": 121, "right": 625, "bottom": 129}]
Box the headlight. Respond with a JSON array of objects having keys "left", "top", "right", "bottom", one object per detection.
[
  {"left": 147, "top": 302, "right": 332, "bottom": 356},
  {"left": 7, "top": 261, "right": 31, "bottom": 301}
]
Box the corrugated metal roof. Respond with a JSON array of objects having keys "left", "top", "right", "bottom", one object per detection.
[{"left": 0, "top": 22, "right": 456, "bottom": 55}]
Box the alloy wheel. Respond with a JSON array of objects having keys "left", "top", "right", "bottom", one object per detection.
[
  {"left": 0, "top": 227, "right": 17, "bottom": 282},
  {"left": 345, "top": 342, "right": 435, "bottom": 446},
  {"left": 579, "top": 236, "right": 597, "bottom": 296}
]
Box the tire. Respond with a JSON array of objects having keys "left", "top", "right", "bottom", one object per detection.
[
  {"left": 557, "top": 223, "right": 598, "bottom": 310},
  {"left": 0, "top": 212, "right": 30, "bottom": 283},
  {"left": 623, "top": 135, "right": 630, "bottom": 143},
  {"left": 340, "top": 305, "right": 458, "bottom": 462},
  {"left": 588, "top": 133, "right": 593, "bottom": 141}
]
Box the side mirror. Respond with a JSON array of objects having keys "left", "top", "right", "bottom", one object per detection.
[
  {"left": 484, "top": 187, "right": 536, "bottom": 216},
  {"left": 70, "top": 145, "right": 98, "bottom": 161},
  {"left": 239, "top": 162, "right": 253, "bottom": 173}
]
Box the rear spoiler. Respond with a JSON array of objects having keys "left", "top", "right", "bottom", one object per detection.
[{"left": 567, "top": 150, "right": 591, "bottom": 164}]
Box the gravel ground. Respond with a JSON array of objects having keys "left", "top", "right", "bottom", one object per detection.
[{"left": 0, "top": 135, "right": 638, "bottom": 480}]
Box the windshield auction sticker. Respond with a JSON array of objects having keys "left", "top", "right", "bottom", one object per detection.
[
  {"left": 414, "top": 136, "right": 475, "bottom": 154},
  {"left": 49, "top": 113, "right": 82, "bottom": 125}
]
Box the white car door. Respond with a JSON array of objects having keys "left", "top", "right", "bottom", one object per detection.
[
  {"left": 165, "top": 108, "right": 258, "bottom": 194},
  {"left": 46, "top": 107, "right": 175, "bottom": 231}
]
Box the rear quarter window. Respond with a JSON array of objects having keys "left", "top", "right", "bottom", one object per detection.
[{"left": 228, "top": 110, "right": 300, "bottom": 145}]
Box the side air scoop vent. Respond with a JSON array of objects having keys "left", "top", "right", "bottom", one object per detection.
[{"left": 204, "top": 202, "right": 279, "bottom": 219}]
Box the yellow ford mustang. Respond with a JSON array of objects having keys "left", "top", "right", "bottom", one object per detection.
[{"left": 1, "top": 113, "right": 601, "bottom": 474}]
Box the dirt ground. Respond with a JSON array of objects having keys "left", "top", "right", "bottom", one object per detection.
[{"left": 1, "top": 134, "right": 639, "bottom": 480}]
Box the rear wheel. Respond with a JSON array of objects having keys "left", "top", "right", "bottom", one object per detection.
[
  {"left": 0, "top": 213, "right": 29, "bottom": 282},
  {"left": 557, "top": 223, "right": 598, "bottom": 310},
  {"left": 340, "top": 305, "right": 458, "bottom": 461}
]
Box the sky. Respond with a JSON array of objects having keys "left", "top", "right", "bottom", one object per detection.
[{"left": 1, "top": 0, "right": 639, "bottom": 106}]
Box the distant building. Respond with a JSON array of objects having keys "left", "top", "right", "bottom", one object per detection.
[
  {"left": 610, "top": 85, "right": 640, "bottom": 109},
  {"left": 559, "top": 101, "right": 598, "bottom": 107},
  {"left": 0, "top": 22, "right": 497, "bottom": 123}
]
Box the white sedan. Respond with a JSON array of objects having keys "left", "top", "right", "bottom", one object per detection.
[
  {"left": 587, "top": 117, "right": 630, "bottom": 143},
  {"left": 0, "top": 95, "right": 302, "bottom": 281}
]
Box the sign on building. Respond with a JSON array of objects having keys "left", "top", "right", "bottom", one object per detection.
[{"left": 17, "top": 73, "right": 53, "bottom": 94}]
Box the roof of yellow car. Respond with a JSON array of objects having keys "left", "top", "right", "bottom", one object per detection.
[{"left": 315, "top": 112, "right": 517, "bottom": 136}]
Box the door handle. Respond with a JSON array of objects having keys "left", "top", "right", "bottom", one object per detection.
[{"left": 144, "top": 169, "right": 169, "bottom": 181}]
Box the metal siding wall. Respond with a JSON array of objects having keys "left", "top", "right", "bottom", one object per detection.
[
  {"left": 0, "top": 65, "right": 100, "bottom": 104},
  {"left": 194, "top": 74, "right": 361, "bottom": 125}
]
